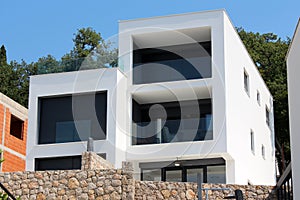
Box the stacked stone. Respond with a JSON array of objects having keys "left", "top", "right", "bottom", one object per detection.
[
  {"left": 81, "top": 152, "right": 114, "bottom": 170},
  {"left": 0, "top": 169, "right": 134, "bottom": 200},
  {"left": 135, "top": 181, "right": 198, "bottom": 200}
]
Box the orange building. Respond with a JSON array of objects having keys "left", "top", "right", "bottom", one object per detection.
[{"left": 0, "top": 92, "right": 27, "bottom": 172}]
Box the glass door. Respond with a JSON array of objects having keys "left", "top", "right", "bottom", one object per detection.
[{"left": 165, "top": 169, "right": 182, "bottom": 182}]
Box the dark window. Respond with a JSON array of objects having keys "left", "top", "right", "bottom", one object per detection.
[
  {"left": 132, "top": 99, "right": 212, "bottom": 145},
  {"left": 244, "top": 70, "right": 249, "bottom": 94},
  {"left": 257, "top": 91, "right": 260, "bottom": 105},
  {"left": 266, "top": 107, "right": 270, "bottom": 127},
  {"left": 141, "top": 158, "right": 225, "bottom": 183},
  {"left": 133, "top": 42, "right": 212, "bottom": 84},
  {"left": 35, "top": 156, "right": 81, "bottom": 171},
  {"left": 10, "top": 115, "right": 24, "bottom": 140},
  {"left": 262, "top": 145, "right": 266, "bottom": 159},
  {"left": 250, "top": 131, "right": 255, "bottom": 154},
  {"left": 38, "top": 91, "right": 107, "bottom": 144}
]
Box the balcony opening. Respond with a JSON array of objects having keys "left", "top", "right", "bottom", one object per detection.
[
  {"left": 132, "top": 27, "right": 212, "bottom": 84},
  {"left": 10, "top": 115, "right": 24, "bottom": 140},
  {"left": 132, "top": 98, "right": 212, "bottom": 145}
]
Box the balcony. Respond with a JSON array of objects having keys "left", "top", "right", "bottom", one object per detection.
[
  {"left": 132, "top": 117, "right": 212, "bottom": 145},
  {"left": 133, "top": 42, "right": 212, "bottom": 84},
  {"left": 132, "top": 98, "right": 212, "bottom": 145}
]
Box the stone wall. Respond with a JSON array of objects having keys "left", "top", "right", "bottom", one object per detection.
[
  {"left": 0, "top": 169, "right": 135, "bottom": 200},
  {"left": 135, "top": 181, "right": 277, "bottom": 200},
  {"left": 81, "top": 152, "right": 114, "bottom": 170},
  {"left": 0, "top": 153, "right": 277, "bottom": 199}
]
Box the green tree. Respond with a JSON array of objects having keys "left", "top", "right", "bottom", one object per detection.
[
  {"left": 0, "top": 45, "right": 7, "bottom": 66},
  {"left": 62, "top": 27, "right": 117, "bottom": 71},
  {"left": 238, "top": 28, "right": 290, "bottom": 174}
]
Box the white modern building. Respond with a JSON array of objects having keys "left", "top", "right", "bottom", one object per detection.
[
  {"left": 27, "top": 10, "right": 276, "bottom": 185},
  {"left": 287, "top": 18, "right": 300, "bottom": 199}
]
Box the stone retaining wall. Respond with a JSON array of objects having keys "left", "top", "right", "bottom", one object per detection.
[
  {"left": 135, "top": 181, "right": 277, "bottom": 200},
  {"left": 0, "top": 153, "right": 277, "bottom": 199},
  {"left": 81, "top": 152, "right": 114, "bottom": 170}
]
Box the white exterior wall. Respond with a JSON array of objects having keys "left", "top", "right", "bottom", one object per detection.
[
  {"left": 223, "top": 13, "right": 276, "bottom": 185},
  {"left": 119, "top": 10, "right": 229, "bottom": 173},
  {"left": 26, "top": 68, "right": 127, "bottom": 170},
  {"left": 287, "top": 19, "right": 300, "bottom": 200}
]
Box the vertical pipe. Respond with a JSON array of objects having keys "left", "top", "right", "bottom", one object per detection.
[{"left": 197, "top": 173, "right": 202, "bottom": 200}]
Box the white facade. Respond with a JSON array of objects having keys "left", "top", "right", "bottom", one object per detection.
[
  {"left": 287, "top": 18, "right": 300, "bottom": 200},
  {"left": 27, "top": 10, "right": 275, "bottom": 185}
]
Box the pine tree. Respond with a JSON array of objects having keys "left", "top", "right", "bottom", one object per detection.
[{"left": 0, "top": 45, "right": 7, "bottom": 66}]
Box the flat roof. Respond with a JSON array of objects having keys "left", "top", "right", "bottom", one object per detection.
[{"left": 118, "top": 9, "right": 226, "bottom": 23}]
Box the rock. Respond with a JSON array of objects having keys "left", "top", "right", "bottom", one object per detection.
[
  {"left": 186, "top": 189, "right": 196, "bottom": 200},
  {"left": 161, "top": 190, "right": 171, "bottom": 198},
  {"left": 68, "top": 177, "right": 80, "bottom": 189},
  {"left": 36, "top": 193, "right": 45, "bottom": 200}
]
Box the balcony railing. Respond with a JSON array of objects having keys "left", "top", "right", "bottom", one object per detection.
[
  {"left": 132, "top": 117, "right": 213, "bottom": 145},
  {"left": 133, "top": 56, "right": 211, "bottom": 84}
]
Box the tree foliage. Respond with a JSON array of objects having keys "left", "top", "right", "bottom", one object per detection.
[{"left": 237, "top": 28, "right": 290, "bottom": 173}]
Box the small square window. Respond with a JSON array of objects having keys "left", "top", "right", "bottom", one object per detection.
[
  {"left": 10, "top": 115, "right": 24, "bottom": 140},
  {"left": 266, "top": 107, "right": 270, "bottom": 127},
  {"left": 250, "top": 131, "right": 255, "bottom": 154},
  {"left": 262, "top": 145, "right": 266, "bottom": 159},
  {"left": 257, "top": 91, "right": 260, "bottom": 105},
  {"left": 244, "top": 70, "right": 249, "bottom": 95}
]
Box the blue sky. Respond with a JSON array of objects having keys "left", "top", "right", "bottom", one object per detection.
[{"left": 0, "top": 0, "right": 299, "bottom": 63}]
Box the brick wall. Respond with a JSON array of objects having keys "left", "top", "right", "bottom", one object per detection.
[
  {"left": 0, "top": 93, "right": 28, "bottom": 172},
  {"left": 3, "top": 109, "right": 27, "bottom": 156},
  {"left": 1, "top": 151, "right": 25, "bottom": 172}
]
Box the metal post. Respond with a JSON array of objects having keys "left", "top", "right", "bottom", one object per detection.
[
  {"left": 197, "top": 173, "right": 202, "bottom": 200},
  {"left": 87, "top": 137, "right": 94, "bottom": 152}
]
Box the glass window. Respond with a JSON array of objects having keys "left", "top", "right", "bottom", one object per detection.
[
  {"left": 166, "top": 170, "right": 182, "bottom": 182},
  {"left": 187, "top": 168, "right": 204, "bottom": 183},
  {"left": 38, "top": 91, "right": 107, "bottom": 144},
  {"left": 251, "top": 131, "right": 255, "bottom": 154},
  {"left": 262, "top": 145, "right": 266, "bottom": 159},
  {"left": 207, "top": 166, "right": 226, "bottom": 184},
  {"left": 133, "top": 42, "right": 212, "bottom": 84},
  {"left": 142, "top": 169, "right": 161, "bottom": 181},
  {"left": 257, "top": 91, "right": 260, "bottom": 105},
  {"left": 266, "top": 107, "right": 270, "bottom": 127},
  {"left": 35, "top": 156, "right": 81, "bottom": 171},
  {"left": 244, "top": 70, "right": 249, "bottom": 94},
  {"left": 10, "top": 115, "right": 24, "bottom": 140}
]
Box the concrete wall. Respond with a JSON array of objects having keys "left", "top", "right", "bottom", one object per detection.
[
  {"left": 27, "top": 68, "right": 128, "bottom": 170},
  {"left": 223, "top": 12, "right": 276, "bottom": 185},
  {"left": 287, "top": 19, "right": 300, "bottom": 200},
  {"left": 119, "top": 9, "right": 230, "bottom": 179},
  {"left": 0, "top": 93, "right": 28, "bottom": 172}
]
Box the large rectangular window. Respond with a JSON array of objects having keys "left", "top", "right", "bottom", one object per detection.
[
  {"left": 35, "top": 156, "right": 81, "bottom": 171},
  {"left": 140, "top": 158, "right": 225, "bottom": 184},
  {"left": 38, "top": 91, "right": 107, "bottom": 144},
  {"left": 133, "top": 42, "right": 212, "bottom": 84},
  {"left": 132, "top": 99, "right": 212, "bottom": 145}
]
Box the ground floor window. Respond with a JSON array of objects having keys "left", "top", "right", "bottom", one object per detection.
[
  {"left": 35, "top": 155, "right": 81, "bottom": 171},
  {"left": 141, "top": 158, "right": 226, "bottom": 183}
]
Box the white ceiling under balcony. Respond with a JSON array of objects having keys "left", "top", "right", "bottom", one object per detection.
[
  {"left": 131, "top": 78, "right": 212, "bottom": 104},
  {"left": 133, "top": 26, "right": 211, "bottom": 49}
]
